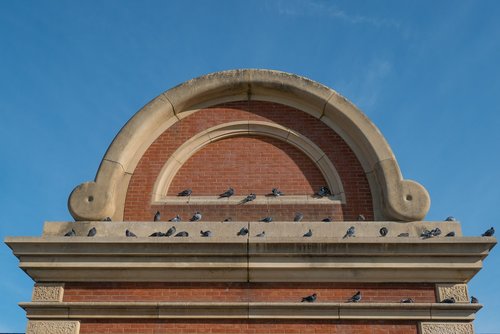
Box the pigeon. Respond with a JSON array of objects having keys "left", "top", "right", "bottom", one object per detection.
[
  {"left": 178, "top": 189, "right": 192, "bottom": 196},
  {"left": 166, "top": 226, "right": 176, "bottom": 237},
  {"left": 357, "top": 214, "right": 366, "bottom": 221},
  {"left": 301, "top": 293, "right": 317, "bottom": 302},
  {"left": 445, "top": 231, "right": 455, "bottom": 237},
  {"left": 237, "top": 227, "right": 249, "bottom": 236},
  {"left": 445, "top": 216, "right": 456, "bottom": 221},
  {"left": 431, "top": 227, "right": 442, "bottom": 237},
  {"left": 294, "top": 212, "right": 304, "bottom": 222},
  {"left": 149, "top": 231, "right": 165, "bottom": 237},
  {"left": 174, "top": 231, "right": 189, "bottom": 237},
  {"left": 260, "top": 216, "right": 273, "bottom": 223},
  {"left": 64, "top": 229, "right": 76, "bottom": 237},
  {"left": 87, "top": 227, "right": 97, "bottom": 237},
  {"left": 190, "top": 211, "right": 202, "bottom": 222},
  {"left": 125, "top": 229, "right": 137, "bottom": 237},
  {"left": 219, "top": 187, "right": 235, "bottom": 198},
  {"left": 400, "top": 298, "right": 415, "bottom": 303},
  {"left": 347, "top": 291, "right": 361, "bottom": 303},
  {"left": 322, "top": 217, "right": 332, "bottom": 222},
  {"left": 315, "top": 186, "right": 331, "bottom": 197},
  {"left": 398, "top": 232, "right": 409, "bottom": 237},
  {"left": 154, "top": 211, "right": 161, "bottom": 222},
  {"left": 303, "top": 229, "right": 312, "bottom": 237},
  {"left": 223, "top": 217, "right": 232, "bottom": 222},
  {"left": 169, "top": 215, "right": 181, "bottom": 222},
  {"left": 343, "top": 226, "right": 355, "bottom": 239},
  {"left": 420, "top": 229, "right": 433, "bottom": 239},
  {"left": 200, "top": 230, "right": 212, "bottom": 237},
  {"left": 270, "top": 188, "right": 283, "bottom": 197},
  {"left": 379, "top": 227, "right": 388, "bottom": 237},
  {"left": 482, "top": 227, "right": 495, "bottom": 237},
  {"left": 256, "top": 231, "right": 266, "bottom": 237},
  {"left": 102, "top": 217, "right": 112, "bottom": 222},
  {"left": 241, "top": 193, "right": 256, "bottom": 204},
  {"left": 441, "top": 297, "right": 456, "bottom": 304},
  {"left": 471, "top": 296, "right": 479, "bottom": 304}
]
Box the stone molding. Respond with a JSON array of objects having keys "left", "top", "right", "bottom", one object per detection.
[
  {"left": 26, "top": 320, "right": 79, "bottom": 334},
  {"left": 436, "top": 284, "right": 469, "bottom": 303},
  {"left": 419, "top": 322, "right": 474, "bottom": 334},
  {"left": 32, "top": 283, "right": 64, "bottom": 302},
  {"left": 20, "top": 302, "right": 480, "bottom": 321},
  {"left": 154, "top": 195, "right": 342, "bottom": 206},
  {"left": 67, "top": 69, "right": 430, "bottom": 222},
  {"left": 151, "top": 121, "right": 346, "bottom": 203}
]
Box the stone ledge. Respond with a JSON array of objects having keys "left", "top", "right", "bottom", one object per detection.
[
  {"left": 20, "top": 302, "right": 481, "bottom": 321},
  {"left": 152, "top": 195, "right": 342, "bottom": 206}
]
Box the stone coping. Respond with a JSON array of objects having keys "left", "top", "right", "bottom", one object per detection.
[
  {"left": 152, "top": 195, "right": 342, "bottom": 205},
  {"left": 20, "top": 301, "right": 480, "bottom": 321}
]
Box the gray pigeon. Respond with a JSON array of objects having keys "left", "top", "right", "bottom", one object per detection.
[
  {"left": 482, "top": 227, "right": 495, "bottom": 237},
  {"left": 149, "top": 231, "right": 165, "bottom": 237},
  {"left": 237, "top": 227, "right": 249, "bottom": 236},
  {"left": 398, "top": 232, "right": 409, "bottom": 237},
  {"left": 379, "top": 227, "right": 388, "bottom": 237},
  {"left": 471, "top": 296, "right": 479, "bottom": 304},
  {"left": 190, "top": 211, "right": 202, "bottom": 222},
  {"left": 322, "top": 217, "right": 332, "bottom": 222},
  {"left": 256, "top": 231, "right": 266, "bottom": 237},
  {"left": 420, "top": 229, "right": 433, "bottom": 239},
  {"left": 343, "top": 226, "right": 355, "bottom": 239},
  {"left": 87, "top": 227, "right": 96, "bottom": 237},
  {"left": 294, "top": 212, "right": 304, "bottom": 222},
  {"left": 241, "top": 193, "right": 256, "bottom": 204},
  {"left": 169, "top": 215, "right": 181, "bottom": 222},
  {"left": 315, "top": 186, "right": 331, "bottom": 197},
  {"left": 125, "top": 229, "right": 137, "bottom": 237},
  {"left": 165, "top": 226, "right": 176, "bottom": 237},
  {"left": 431, "top": 227, "right": 441, "bottom": 237},
  {"left": 219, "top": 187, "right": 234, "bottom": 198},
  {"left": 441, "top": 297, "right": 456, "bottom": 304},
  {"left": 445, "top": 231, "right": 455, "bottom": 237},
  {"left": 357, "top": 214, "right": 366, "bottom": 221},
  {"left": 64, "top": 229, "right": 76, "bottom": 237},
  {"left": 260, "top": 216, "right": 273, "bottom": 223},
  {"left": 178, "top": 189, "right": 192, "bottom": 196},
  {"left": 102, "top": 217, "right": 112, "bottom": 222},
  {"left": 175, "top": 231, "right": 189, "bottom": 237},
  {"left": 301, "top": 293, "right": 317, "bottom": 302},
  {"left": 445, "top": 216, "right": 456, "bottom": 221},
  {"left": 347, "top": 291, "right": 361, "bottom": 303},
  {"left": 303, "top": 229, "right": 312, "bottom": 237},
  {"left": 154, "top": 211, "right": 161, "bottom": 222},
  {"left": 271, "top": 188, "right": 283, "bottom": 197},
  {"left": 400, "top": 298, "right": 414, "bottom": 303},
  {"left": 200, "top": 230, "right": 212, "bottom": 237}
]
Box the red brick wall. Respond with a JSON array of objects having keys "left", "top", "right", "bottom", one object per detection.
[
  {"left": 64, "top": 282, "right": 436, "bottom": 303},
  {"left": 80, "top": 319, "right": 418, "bottom": 334},
  {"left": 124, "top": 101, "right": 373, "bottom": 221}
]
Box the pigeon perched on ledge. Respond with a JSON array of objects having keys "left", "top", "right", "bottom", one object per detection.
[
  {"left": 445, "top": 216, "right": 456, "bottom": 221},
  {"left": 219, "top": 187, "right": 234, "bottom": 198},
  {"left": 154, "top": 211, "right": 161, "bottom": 222},
  {"left": 166, "top": 226, "right": 176, "bottom": 237},
  {"left": 64, "top": 229, "right": 76, "bottom": 237},
  {"left": 445, "top": 231, "right": 455, "bottom": 237},
  {"left": 322, "top": 217, "right": 332, "bottom": 222},
  {"left": 440, "top": 297, "right": 456, "bottom": 304},
  {"left": 398, "top": 232, "right": 409, "bottom": 237},
  {"left": 482, "top": 227, "right": 495, "bottom": 237},
  {"left": 241, "top": 193, "right": 256, "bottom": 204},
  {"left": 237, "top": 227, "right": 249, "bottom": 236},
  {"left": 149, "top": 231, "right": 165, "bottom": 237},
  {"left": 190, "top": 212, "right": 202, "bottom": 222},
  {"left": 357, "top": 215, "right": 366, "bottom": 221},
  {"left": 301, "top": 293, "right": 317, "bottom": 302},
  {"left": 343, "top": 226, "right": 355, "bottom": 239},
  {"left": 256, "top": 231, "right": 265, "bottom": 237},
  {"left": 125, "top": 229, "right": 137, "bottom": 237},
  {"left": 347, "top": 291, "right": 361, "bottom": 303},
  {"left": 303, "top": 229, "right": 312, "bottom": 237},
  {"left": 200, "top": 230, "right": 212, "bottom": 237},
  {"left": 102, "top": 217, "right": 112, "bottom": 222},
  {"left": 471, "top": 296, "right": 479, "bottom": 304},
  {"left": 87, "top": 227, "right": 96, "bottom": 237},
  {"left": 178, "top": 189, "right": 192, "bottom": 196},
  {"left": 400, "top": 298, "right": 414, "bottom": 303},
  {"left": 315, "top": 186, "right": 331, "bottom": 198},
  {"left": 169, "top": 215, "right": 181, "bottom": 222},
  {"left": 260, "top": 216, "right": 273, "bottom": 223},
  {"left": 294, "top": 212, "right": 304, "bottom": 222},
  {"left": 379, "top": 227, "right": 388, "bottom": 237},
  {"left": 270, "top": 188, "right": 283, "bottom": 197},
  {"left": 175, "top": 231, "right": 189, "bottom": 237}
]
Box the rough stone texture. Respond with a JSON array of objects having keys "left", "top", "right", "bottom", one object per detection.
[
  {"left": 436, "top": 284, "right": 469, "bottom": 303},
  {"left": 419, "top": 322, "right": 474, "bottom": 334},
  {"left": 32, "top": 283, "right": 64, "bottom": 302},
  {"left": 27, "top": 320, "right": 79, "bottom": 334}
]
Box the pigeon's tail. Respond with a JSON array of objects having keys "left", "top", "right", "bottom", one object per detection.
[{"left": 342, "top": 233, "right": 348, "bottom": 239}]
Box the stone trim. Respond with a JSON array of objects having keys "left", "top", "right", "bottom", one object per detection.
[
  {"left": 436, "top": 284, "right": 469, "bottom": 303},
  {"left": 153, "top": 195, "right": 342, "bottom": 206},
  {"left": 67, "top": 69, "right": 430, "bottom": 222},
  {"left": 32, "top": 283, "right": 64, "bottom": 302},
  {"left": 419, "top": 322, "right": 474, "bottom": 334},
  {"left": 26, "top": 320, "right": 79, "bottom": 334}
]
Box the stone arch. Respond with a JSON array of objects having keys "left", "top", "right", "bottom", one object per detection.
[{"left": 68, "top": 69, "right": 430, "bottom": 221}]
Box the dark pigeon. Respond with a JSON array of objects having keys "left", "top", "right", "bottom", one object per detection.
[
  {"left": 223, "top": 217, "right": 232, "bottom": 222},
  {"left": 200, "top": 230, "right": 212, "bottom": 237},
  {"left": 154, "top": 211, "right": 161, "bottom": 222},
  {"left": 169, "top": 215, "right": 181, "bottom": 222},
  {"left": 301, "top": 293, "right": 317, "bottom": 302},
  {"left": 482, "top": 227, "right": 495, "bottom": 237},
  {"left": 398, "top": 232, "right": 409, "bottom": 237},
  {"left": 166, "top": 226, "right": 176, "bottom": 237},
  {"left": 256, "top": 231, "right": 266, "bottom": 237},
  {"left": 421, "top": 229, "right": 433, "bottom": 239},
  {"left": 343, "top": 226, "right": 355, "bottom": 239},
  {"left": 322, "top": 217, "right": 332, "bottom": 223},
  {"left": 294, "top": 212, "right": 304, "bottom": 222},
  {"left": 303, "top": 229, "right": 312, "bottom": 237},
  {"left": 445, "top": 216, "right": 456, "bottom": 221},
  {"left": 126, "top": 229, "right": 137, "bottom": 237},
  {"left": 431, "top": 227, "right": 441, "bottom": 237},
  {"left": 315, "top": 186, "right": 331, "bottom": 197},
  {"left": 175, "top": 231, "right": 189, "bottom": 237},
  {"left": 219, "top": 187, "right": 235, "bottom": 198},
  {"left": 471, "top": 296, "right": 479, "bottom": 304},
  {"left": 237, "top": 227, "right": 249, "bottom": 236},
  {"left": 260, "top": 216, "right": 273, "bottom": 223},
  {"left": 400, "top": 298, "right": 415, "bottom": 303},
  {"left": 241, "top": 193, "right": 256, "bottom": 204},
  {"left": 87, "top": 227, "right": 96, "bottom": 237},
  {"left": 347, "top": 291, "right": 361, "bottom": 303},
  {"left": 445, "top": 231, "right": 456, "bottom": 237},
  {"left": 357, "top": 214, "right": 366, "bottom": 221},
  {"left": 102, "top": 217, "right": 112, "bottom": 222},
  {"left": 441, "top": 297, "right": 456, "bottom": 304},
  {"left": 379, "top": 227, "right": 388, "bottom": 237},
  {"left": 271, "top": 188, "right": 283, "bottom": 197},
  {"left": 190, "top": 211, "right": 202, "bottom": 222},
  {"left": 178, "top": 189, "right": 192, "bottom": 196},
  {"left": 64, "top": 229, "right": 76, "bottom": 237},
  {"left": 149, "top": 231, "right": 165, "bottom": 237}
]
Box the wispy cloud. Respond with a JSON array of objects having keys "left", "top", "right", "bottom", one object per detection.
[{"left": 268, "top": 0, "right": 400, "bottom": 29}]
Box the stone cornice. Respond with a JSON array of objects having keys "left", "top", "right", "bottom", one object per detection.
[{"left": 19, "top": 301, "right": 480, "bottom": 321}]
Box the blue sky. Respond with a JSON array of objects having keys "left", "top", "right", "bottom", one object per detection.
[{"left": 0, "top": 1, "right": 498, "bottom": 332}]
